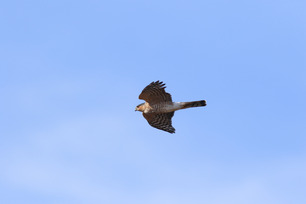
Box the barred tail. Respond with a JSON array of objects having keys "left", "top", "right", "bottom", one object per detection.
[{"left": 181, "top": 100, "right": 206, "bottom": 109}]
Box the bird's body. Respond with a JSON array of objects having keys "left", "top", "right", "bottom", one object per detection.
[
  {"left": 135, "top": 81, "right": 206, "bottom": 133},
  {"left": 141, "top": 101, "right": 205, "bottom": 114},
  {"left": 140, "top": 102, "right": 176, "bottom": 113}
]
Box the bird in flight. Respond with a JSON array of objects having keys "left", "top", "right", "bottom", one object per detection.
[{"left": 135, "top": 81, "right": 206, "bottom": 133}]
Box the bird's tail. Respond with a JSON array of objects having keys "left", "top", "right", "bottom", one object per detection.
[{"left": 181, "top": 100, "right": 206, "bottom": 109}]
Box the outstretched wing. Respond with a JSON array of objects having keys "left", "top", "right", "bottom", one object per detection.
[
  {"left": 139, "top": 81, "right": 172, "bottom": 104},
  {"left": 143, "top": 112, "right": 175, "bottom": 133}
]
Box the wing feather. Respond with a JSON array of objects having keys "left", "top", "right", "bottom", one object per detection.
[
  {"left": 139, "top": 81, "right": 172, "bottom": 104},
  {"left": 143, "top": 112, "right": 175, "bottom": 133}
]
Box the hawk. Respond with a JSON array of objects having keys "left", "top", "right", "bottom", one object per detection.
[{"left": 135, "top": 81, "right": 206, "bottom": 133}]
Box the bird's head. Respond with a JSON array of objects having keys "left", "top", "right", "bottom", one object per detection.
[{"left": 135, "top": 103, "right": 145, "bottom": 112}]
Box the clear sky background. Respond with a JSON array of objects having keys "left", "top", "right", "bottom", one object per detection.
[{"left": 1, "top": 0, "right": 305, "bottom": 204}]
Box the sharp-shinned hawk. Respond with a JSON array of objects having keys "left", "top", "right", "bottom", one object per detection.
[{"left": 135, "top": 81, "right": 206, "bottom": 133}]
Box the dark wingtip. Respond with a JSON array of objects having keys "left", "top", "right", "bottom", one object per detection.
[
  {"left": 169, "top": 128, "right": 175, "bottom": 134},
  {"left": 153, "top": 80, "right": 166, "bottom": 89}
]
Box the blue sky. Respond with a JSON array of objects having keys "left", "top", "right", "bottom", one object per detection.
[{"left": 0, "top": 0, "right": 305, "bottom": 203}]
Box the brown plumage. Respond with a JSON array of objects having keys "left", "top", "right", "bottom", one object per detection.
[{"left": 135, "top": 81, "right": 206, "bottom": 133}]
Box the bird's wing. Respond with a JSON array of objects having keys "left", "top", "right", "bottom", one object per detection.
[
  {"left": 142, "top": 112, "right": 175, "bottom": 133},
  {"left": 139, "top": 81, "right": 172, "bottom": 104}
]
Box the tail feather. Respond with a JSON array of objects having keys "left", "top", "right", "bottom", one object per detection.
[{"left": 181, "top": 100, "right": 206, "bottom": 109}]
